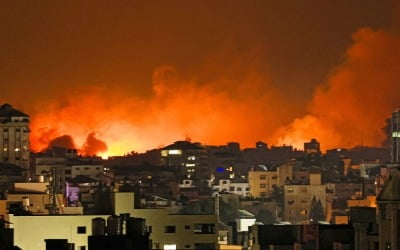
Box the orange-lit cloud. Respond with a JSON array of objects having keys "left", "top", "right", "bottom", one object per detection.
[
  {"left": 29, "top": 62, "right": 291, "bottom": 156},
  {"left": 272, "top": 28, "right": 400, "bottom": 151},
  {"left": 28, "top": 27, "right": 400, "bottom": 156}
]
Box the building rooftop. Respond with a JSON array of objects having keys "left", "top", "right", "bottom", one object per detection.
[
  {"left": 377, "top": 170, "right": 400, "bottom": 202},
  {"left": 161, "top": 140, "right": 204, "bottom": 150},
  {"left": 0, "top": 103, "right": 29, "bottom": 117}
]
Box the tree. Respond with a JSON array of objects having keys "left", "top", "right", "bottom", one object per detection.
[
  {"left": 309, "top": 196, "right": 325, "bottom": 224},
  {"left": 256, "top": 209, "right": 274, "bottom": 224}
]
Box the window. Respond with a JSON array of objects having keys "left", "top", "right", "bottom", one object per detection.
[
  {"left": 229, "top": 186, "right": 235, "bottom": 191},
  {"left": 300, "top": 209, "right": 308, "bottom": 215},
  {"left": 65, "top": 170, "right": 71, "bottom": 175},
  {"left": 260, "top": 175, "right": 266, "bottom": 180},
  {"left": 222, "top": 181, "right": 227, "bottom": 184},
  {"left": 260, "top": 184, "right": 266, "bottom": 188},
  {"left": 185, "top": 225, "right": 191, "bottom": 230},
  {"left": 185, "top": 245, "right": 191, "bottom": 248},
  {"left": 164, "top": 226, "right": 176, "bottom": 233},
  {"left": 77, "top": 226, "right": 86, "bottom": 234},
  {"left": 194, "top": 224, "right": 215, "bottom": 234},
  {"left": 272, "top": 175, "right": 277, "bottom": 180},
  {"left": 76, "top": 167, "right": 80, "bottom": 170},
  {"left": 84, "top": 167, "right": 89, "bottom": 170},
  {"left": 287, "top": 188, "right": 294, "bottom": 193},
  {"left": 237, "top": 187, "right": 242, "bottom": 191}
]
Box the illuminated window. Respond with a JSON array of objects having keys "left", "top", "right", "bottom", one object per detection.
[
  {"left": 161, "top": 150, "right": 168, "bottom": 157},
  {"left": 188, "top": 156, "right": 196, "bottom": 160},
  {"left": 163, "top": 244, "right": 176, "bottom": 250},
  {"left": 288, "top": 188, "right": 294, "bottom": 193},
  {"left": 168, "top": 149, "right": 182, "bottom": 155},
  {"left": 393, "top": 132, "right": 400, "bottom": 138}
]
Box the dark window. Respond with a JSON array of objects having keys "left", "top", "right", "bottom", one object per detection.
[
  {"left": 260, "top": 175, "right": 266, "bottom": 180},
  {"left": 185, "top": 245, "right": 191, "bottom": 248},
  {"left": 80, "top": 247, "right": 86, "bottom": 250},
  {"left": 194, "top": 224, "right": 215, "bottom": 234},
  {"left": 237, "top": 187, "right": 242, "bottom": 191},
  {"left": 185, "top": 225, "right": 191, "bottom": 230},
  {"left": 229, "top": 186, "right": 235, "bottom": 191},
  {"left": 164, "top": 226, "right": 176, "bottom": 233},
  {"left": 260, "top": 184, "right": 266, "bottom": 188},
  {"left": 77, "top": 226, "right": 86, "bottom": 234},
  {"left": 84, "top": 167, "right": 89, "bottom": 170},
  {"left": 65, "top": 170, "right": 71, "bottom": 175}
]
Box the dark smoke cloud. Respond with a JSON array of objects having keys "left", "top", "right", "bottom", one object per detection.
[
  {"left": 47, "top": 134, "right": 75, "bottom": 150},
  {"left": 81, "top": 132, "right": 108, "bottom": 156}
]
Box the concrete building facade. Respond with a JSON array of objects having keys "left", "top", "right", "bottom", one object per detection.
[
  {"left": 248, "top": 170, "right": 278, "bottom": 198},
  {"left": 0, "top": 104, "right": 30, "bottom": 169}
]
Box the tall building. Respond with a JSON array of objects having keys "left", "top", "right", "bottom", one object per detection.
[
  {"left": 160, "top": 140, "right": 208, "bottom": 179},
  {"left": 392, "top": 107, "right": 400, "bottom": 163},
  {"left": 0, "top": 104, "right": 30, "bottom": 169}
]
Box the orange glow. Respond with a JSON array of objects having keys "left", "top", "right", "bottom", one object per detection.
[
  {"left": 29, "top": 65, "right": 290, "bottom": 156},
  {"left": 29, "top": 29, "right": 400, "bottom": 155},
  {"left": 272, "top": 28, "right": 400, "bottom": 152}
]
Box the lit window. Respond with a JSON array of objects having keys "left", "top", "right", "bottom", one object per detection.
[
  {"left": 161, "top": 150, "right": 168, "bottom": 157},
  {"left": 3, "top": 148, "right": 7, "bottom": 152},
  {"left": 393, "top": 132, "right": 400, "bottom": 138},
  {"left": 163, "top": 244, "right": 176, "bottom": 250},
  {"left": 168, "top": 149, "right": 182, "bottom": 155},
  {"left": 15, "top": 148, "right": 20, "bottom": 152},
  {"left": 188, "top": 156, "right": 196, "bottom": 160}
]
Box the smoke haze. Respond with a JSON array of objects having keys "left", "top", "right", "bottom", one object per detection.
[{"left": 0, "top": 1, "right": 398, "bottom": 155}]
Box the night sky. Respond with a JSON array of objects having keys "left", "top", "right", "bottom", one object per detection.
[{"left": 1, "top": 1, "right": 399, "bottom": 156}]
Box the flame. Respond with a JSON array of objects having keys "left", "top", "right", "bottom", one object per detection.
[
  {"left": 29, "top": 64, "right": 290, "bottom": 156},
  {"left": 28, "top": 28, "right": 400, "bottom": 155}
]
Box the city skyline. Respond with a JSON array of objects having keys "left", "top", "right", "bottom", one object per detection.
[{"left": 1, "top": 1, "right": 400, "bottom": 156}]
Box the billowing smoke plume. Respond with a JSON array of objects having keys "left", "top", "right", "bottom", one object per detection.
[
  {"left": 272, "top": 28, "right": 400, "bottom": 151},
  {"left": 81, "top": 132, "right": 107, "bottom": 156},
  {"left": 47, "top": 135, "right": 75, "bottom": 149},
  {"left": 29, "top": 61, "right": 292, "bottom": 156},
  {"left": 28, "top": 27, "right": 400, "bottom": 155}
]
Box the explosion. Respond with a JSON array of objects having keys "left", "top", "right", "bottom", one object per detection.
[
  {"left": 28, "top": 28, "right": 400, "bottom": 156},
  {"left": 29, "top": 64, "right": 290, "bottom": 156},
  {"left": 272, "top": 28, "right": 400, "bottom": 151}
]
